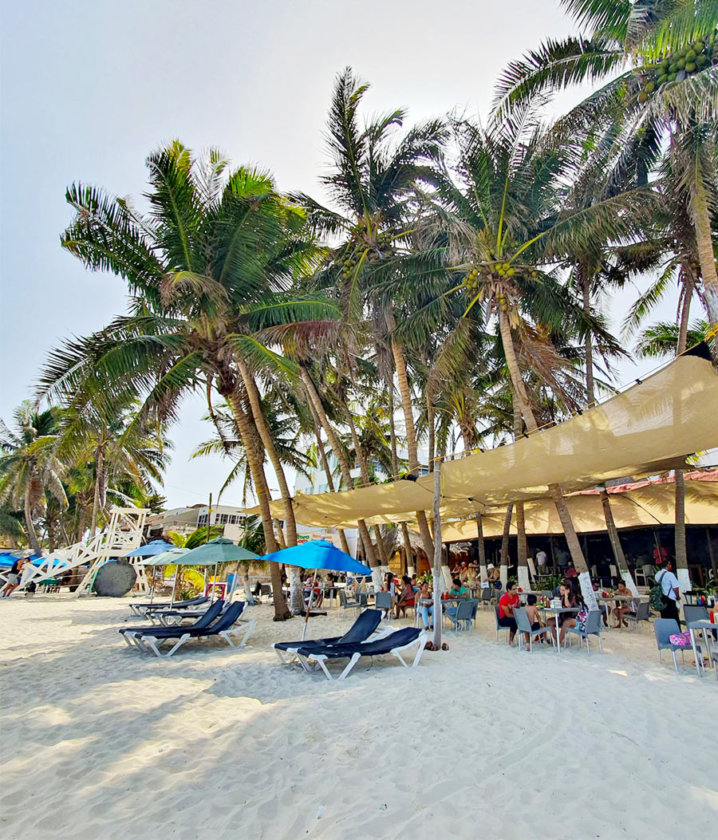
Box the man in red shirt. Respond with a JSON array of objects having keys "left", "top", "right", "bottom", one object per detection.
[{"left": 498, "top": 581, "right": 520, "bottom": 644}]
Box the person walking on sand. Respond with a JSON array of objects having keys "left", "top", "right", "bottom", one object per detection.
[{"left": 2, "top": 557, "right": 24, "bottom": 598}]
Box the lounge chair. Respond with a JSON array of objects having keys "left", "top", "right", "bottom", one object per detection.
[
  {"left": 129, "top": 595, "right": 209, "bottom": 617},
  {"left": 296, "top": 627, "right": 429, "bottom": 681},
  {"left": 565, "top": 610, "right": 603, "bottom": 654},
  {"left": 514, "top": 607, "right": 554, "bottom": 652},
  {"left": 124, "top": 602, "right": 256, "bottom": 658},
  {"left": 273, "top": 608, "right": 383, "bottom": 663},
  {"left": 120, "top": 600, "right": 225, "bottom": 642}
]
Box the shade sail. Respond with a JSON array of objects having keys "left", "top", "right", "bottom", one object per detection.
[
  {"left": 177, "top": 538, "right": 260, "bottom": 566},
  {"left": 440, "top": 476, "right": 718, "bottom": 541},
  {"left": 247, "top": 353, "right": 718, "bottom": 528},
  {"left": 262, "top": 540, "right": 372, "bottom": 575}
]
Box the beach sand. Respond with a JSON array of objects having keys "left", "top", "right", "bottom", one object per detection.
[{"left": 1, "top": 596, "right": 716, "bottom": 840}]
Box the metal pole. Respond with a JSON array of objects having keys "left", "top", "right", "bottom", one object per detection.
[{"left": 432, "top": 460, "right": 443, "bottom": 650}]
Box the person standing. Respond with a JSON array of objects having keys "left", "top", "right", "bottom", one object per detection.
[
  {"left": 656, "top": 559, "right": 681, "bottom": 626},
  {"left": 536, "top": 548, "right": 547, "bottom": 569}
]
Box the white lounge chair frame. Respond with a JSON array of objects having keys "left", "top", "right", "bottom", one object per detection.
[
  {"left": 298, "top": 630, "right": 429, "bottom": 681},
  {"left": 124, "top": 618, "right": 257, "bottom": 658}
]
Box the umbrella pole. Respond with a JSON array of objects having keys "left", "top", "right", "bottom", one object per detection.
[{"left": 301, "top": 568, "right": 318, "bottom": 642}]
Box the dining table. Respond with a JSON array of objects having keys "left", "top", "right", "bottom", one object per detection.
[
  {"left": 539, "top": 606, "right": 579, "bottom": 653},
  {"left": 687, "top": 620, "right": 718, "bottom": 676}
]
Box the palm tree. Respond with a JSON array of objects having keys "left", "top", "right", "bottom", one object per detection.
[
  {"left": 411, "top": 113, "right": 652, "bottom": 585},
  {"left": 56, "top": 402, "right": 170, "bottom": 536},
  {"left": 495, "top": 0, "right": 718, "bottom": 356},
  {"left": 295, "top": 67, "right": 447, "bottom": 560},
  {"left": 0, "top": 403, "right": 67, "bottom": 554},
  {"left": 41, "top": 144, "right": 337, "bottom": 619}
]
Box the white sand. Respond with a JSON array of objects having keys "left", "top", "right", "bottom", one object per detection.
[{"left": 1, "top": 596, "right": 716, "bottom": 840}]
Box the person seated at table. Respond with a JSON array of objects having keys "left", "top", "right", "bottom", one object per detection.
[
  {"left": 465, "top": 563, "right": 478, "bottom": 587},
  {"left": 612, "top": 580, "right": 632, "bottom": 628},
  {"left": 418, "top": 581, "right": 434, "bottom": 630},
  {"left": 565, "top": 561, "right": 578, "bottom": 579},
  {"left": 498, "top": 581, "right": 520, "bottom": 644},
  {"left": 487, "top": 563, "right": 500, "bottom": 582},
  {"left": 592, "top": 579, "right": 609, "bottom": 627},
  {"left": 395, "top": 575, "right": 415, "bottom": 619},
  {"left": 458, "top": 562, "right": 471, "bottom": 586},
  {"left": 383, "top": 571, "right": 396, "bottom": 597},
  {"left": 444, "top": 577, "right": 469, "bottom": 625},
  {"left": 547, "top": 581, "right": 582, "bottom": 645},
  {"left": 523, "top": 593, "right": 545, "bottom": 645}
]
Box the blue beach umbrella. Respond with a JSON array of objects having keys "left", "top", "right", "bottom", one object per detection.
[
  {"left": 125, "top": 539, "right": 176, "bottom": 557},
  {"left": 262, "top": 540, "right": 371, "bottom": 638},
  {"left": 262, "top": 540, "right": 371, "bottom": 575}
]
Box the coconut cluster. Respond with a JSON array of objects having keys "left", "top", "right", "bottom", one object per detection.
[
  {"left": 463, "top": 261, "right": 540, "bottom": 291},
  {"left": 639, "top": 33, "right": 717, "bottom": 102}
]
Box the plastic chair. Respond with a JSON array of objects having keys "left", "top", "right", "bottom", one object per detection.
[
  {"left": 683, "top": 605, "right": 709, "bottom": 625},
  {"left": 447, "top": 599, "right": 478, "bottom": 631},
  {"left": 654, "top": 618, "right": 699, "bottom": 673},
  {"left": 565, "top": 610, "right": 603, "bottom": 654},
  {"left": 514, "top": 607, "right": 554, "bottom": 652},
  {"left": 374, "top": 591, "right": 393, "bottom": 619},
  {"left": 494, "top": 607, "right": 511, "bottom": 643},
  {"left": 625, "top": 600, "right": 651, "bottom": 631},
  {"left": 480, "top": 588, "right": 494, "bottom": 609}
]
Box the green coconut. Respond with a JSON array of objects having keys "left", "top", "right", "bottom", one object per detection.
[
  {"left": 645, "top": 81, "right": 655, "bottom": 93},
  {"left": 686, "top": 50, "right": 697, "bottom": 61},
  {"left": 686, "top": 62, "right": 697, "bottom": 72},
  {"left": 697, "top": 54, "right": 709, "bottom": 67}
]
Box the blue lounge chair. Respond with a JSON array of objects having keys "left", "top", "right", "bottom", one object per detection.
[
  {"left": 273, "top": 609, "right": 383, "bottom": 663},
  {"left": 296, "top": 627, "right": 429, "bottom": 681},
  {"left": 120, "top": 599, "right": 225, "bottom": 644},
  {"left": 125, "top": 602, "right": 255, "bottom": 658},
  {"left": 129, "top": 595, "right": 209, "bottom": 617}
]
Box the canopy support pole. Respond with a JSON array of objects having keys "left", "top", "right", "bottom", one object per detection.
[
  {"left": 432, "top": 460, "right": 443, "bottom": 650},
  {"left": 476, "top": 514, "right": 487, "bottom": 580},
  {"left": 600, "top": 489, "right": 638, "bottom": 595}
]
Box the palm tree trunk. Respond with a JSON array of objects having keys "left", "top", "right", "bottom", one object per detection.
[
  {"left": 222, "top": 385, "right": 290, "bottom": 620},
  {"left": 499, "top": 503, "right": 513, "bottom": 588},
  {"left": 386, "top": 313, "right": 434, "bottom": 559},
  {"left": 690, "top": 173, "right": 718, "bottom": 361},
  {"left": 308, "top": 400, "right": 351, "bottom": 556},
  {"left": 237, "top": 360, "right": 298, "bottom": 547},
  {"left": 674, "top": 282, "right": 691, "bottom": 588},
  {"left": 513, "top": 402, "right": 529, "bottom": 589},
  {"left": 498, "top": 307, "right": 594, "bottom": 604},
  {"left": 600, "top": 489, "right": 637, "bottom": 594},
  {"left": 236, "top": 361, "right": 303, "bottom": 613},
  {"left": 90, "top": 448, "right": 104, "bottom": 537},
  {"left": 475, "top": 514, "right": 487, "bottom": 578},
  {"left": 24, "top": 485, "right": 41, "bottom": 556},
  {"left": 300, "top": 367, "right": 377, "bottom": 567},
  {"left": 582, "top": 267, "right": 595, "bottom": 404},
  {"left": 427, "top": 394, "right": 435, "bottom": 473}
]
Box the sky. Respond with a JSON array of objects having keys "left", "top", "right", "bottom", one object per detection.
[{"left": 0, "top": 0, "right": 681, "bottom": 510}]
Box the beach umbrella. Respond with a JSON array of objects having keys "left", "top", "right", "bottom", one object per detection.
[
  {"left": 176, "top": 537, "right": 259, "bottom": 566},
  {"left": 178, "top": 538, "right": 261, "bottom": 602},
  {"left": 261, "top": 540, "right": 372, "bottom": 638},
  {"left": 141, "top": 547, "right": 190, "bottom": 567},
  {"left": 125, "top": 539, "right": 175, "bottom": 557}
]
